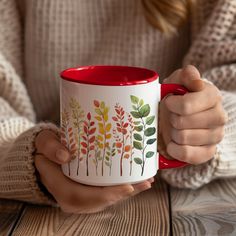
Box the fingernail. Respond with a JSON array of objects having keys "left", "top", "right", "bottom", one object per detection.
[{"left": 56, "top": 149, "right": 70, "bottom": 162}]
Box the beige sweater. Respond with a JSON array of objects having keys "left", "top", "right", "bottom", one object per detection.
[{"left": 0, "top": 0, "right": 236, "bottom": 205}]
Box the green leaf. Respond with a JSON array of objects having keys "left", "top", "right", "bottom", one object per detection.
[
  {"left": 132, "top": 105, "right": 137, "bottom": 111},
  {"left": 95, "top": 108, "right": 102, "bottom": 115},
  {"left": 139, "top": 104, "right": 150, "bottom": 117},
  {"left": 139, "top": 99, "right": 144, "bottom": 107},
  {"left": 105, "top": 156, "right": 110, "bottom": 161},
  {"left": 134, "top": 158, "right": 143, "bottom": 165},
  {"left": 133, "top": 141, "right": 143, "bottom": 150},
  {"left": 98, "top": 156, "right": 103, "bottom": 161},
  {"left": 130, "top": 95, "right": 139, "bottom": 104},
  {"left": 146, "top": 116, "right": 155, "bottom": 125},
  {"left": 144, "top": 127, "right": 156, "bottom": 137},
  {"left": 130, "top": 111, "right": 141, "bottom": 119},
  {"left": 134, "top": 121, "right": 141, "bottom": 125},
  {"left": 146, "top": 138, "right": 157, "bottom": 145},
  {"left": 134, "top": 133, "right": 142, "bottom": 141},
  {"left": 105, "top": 161, "right": 111, "bottom": 167},
  {"left": 134, "top": 125, "right": 143, "bottom": 132},
  {"left": 146, "top": 151, "right": 155, "bottom": 158}
]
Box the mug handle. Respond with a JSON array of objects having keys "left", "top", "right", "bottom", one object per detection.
[{"left": 159, "top": 84, "right": 189, "bottom": 169}]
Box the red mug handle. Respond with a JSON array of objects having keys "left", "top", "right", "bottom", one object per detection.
[{"left": 159, "top": 84, "right": 189, "bottom": 169}]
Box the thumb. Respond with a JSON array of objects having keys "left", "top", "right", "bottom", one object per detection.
[
  {"left": 35, "top": 129, "right": 71, "bottom": 164},
  {"left": 163, "top": 65, "right": 205, "bottom": 92}
]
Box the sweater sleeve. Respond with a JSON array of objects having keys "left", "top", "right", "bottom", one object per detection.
[
  {"left": 161, "top": 0, "right": 236, "bottom": 189},
  {"left": 0, "top": 0, "right": 58, "bottom": 204}
]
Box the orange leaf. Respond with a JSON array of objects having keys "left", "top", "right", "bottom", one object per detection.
[
  {"left": 124, "top": 154, "right": 129, "bottom": 159},
  {"left": 97, "top": 135, "right": 103, "bottom": 141},
  {"left": 116, "top": 142, "right": 122, "bottom": 148},
  {"left": 105, "top": 123, "right": 111, "bottom": 132},
  {"left": 124, "top": 145, "right": 131, "bottom": 152},
  {"left": 99, "top": 127, "right": 105, "bottom": 135},
  {"left": 105, "top": 134, "right": 111, "bottom": 139}
]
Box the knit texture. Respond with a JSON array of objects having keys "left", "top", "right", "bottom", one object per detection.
[{"left": 0, "top": 0, "right": 235, "bottom": 204}]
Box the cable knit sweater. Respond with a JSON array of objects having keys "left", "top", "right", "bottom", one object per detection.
[{"left": 0, "top": 0, "right": 236, "bottom": 204}]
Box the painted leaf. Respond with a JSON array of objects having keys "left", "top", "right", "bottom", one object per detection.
[
  {"left": 134, "top": 157, "right": 143, "bottom": 165},
  {"left": 133, "top": 141, "right": 143, "bottom": 150},
  {"left": 124, "top": 145, "right": 131, "bottom": 152},
  {"left": 95, "top": 108, "right": 102, "bottom": 115},
  {"left": 82, "top": 135, "right": 87, "bottom": 141},
  {"left": 117, "top": 127, "right": 122, "bottom": 132},
  {"left": 61, "top": 140, "right": 67, "bottom": 146},
  {"left": 139, "top": 99, "right": 144, "bottom": 107},
  {"left": 123, "top": 122, "right": 129, "bottom": 128},
  {"left": 90, "top": 121, "right": 95, "bottom": 126},
  {"left": 139, "top": 104, "right": 150, "bottom": 117},
  {"left": 92, "top": 160, "right": 96, "bottom": 164},
  {"left": 116, "top": 142, "right": 122, "bottom": 148},
  {"left": 84, "top": 121, "right": 88, "bottom": 127},
  {"left": 146, "top": 138, "right": 157, "bottom": 145},
  {"left": 87, "top": 112, "right": 91, "bottom": 120},
  {"left": 115, "top": 108, "right": 120, "bottom": 114},
  {"left": 135, "top": 125, "right": 143, "bottom": 132},
  {"left": 105, "top": 156, "right": 110, "bottom": 161},
  {"left": 81, "top": 142, "right": 87, "bottom": 148},
  {"left": 105, "top": 123, "right": 111, "bottom": 132},
  {"left": 124, "top": 154, "right": 130, "bottom": 159},
  {"left": 89, "top": 136, "right": 95, "bottom": 143},
  {"left": 112, "top": 117, "right": 118, "bottom": 122},
  {"left": 69, "top": 138, "right": 74, "bottom": 144},
  {"left": 71, "top": 149, "right": 77, "bottom": 155},
  {"left": 134, "top": 121, "right": 141, "bottom": 125},
  {"left": 130, "top": 111, "right": 141, "bottom": 119},
  {"left": 98, "top": 156, "right": 103, "bottom": 161},
  {"left": 98, "top": 143, "right": 104, "bottom": 149},
  {"left": 134, "top": 133, "right": 142, "bottom": 141},
  {"left": 68, "top": 127, "right": 73, "bottom": 132},
  {"left": 146, "top": 151, "right": 155, "bottom": 158},
  {"left": 146, "top": 116, "right": 155, "bottom": 125},
  {"left": 144, "top": 127, "right": 156, "bottom": 137},
  {"left": 90, "top": 145, "right": 95, "bottom": 150},
  {"left": 104, "top": 107, "right": 109, "bottom": 114},
  {"left": 130, "top": 95, "right": 139, "bottom": 104},
  {"left": 99, "top": 127, "right": 105, "bottom": 135},
  {"left": 101, "top": 101, "right": 105, "bottom": 109},
  {"left": 84, "top": 126, "right": 88, "bottom": 133},
  {"left": 81, "top": 148, "right": 87, "bottom": 154},
  {"left": 106, "top": 134, "right": 111, "bottom": 139},
  {"left": 71, "top": 143, "right": 76, "bottom": 149},
  {"left": 105, "top": 142, "right": 109, "bottom": 148},
  {"left": 89, "top": 127, "right": 96, "bottom": 135},
  {"left": 61, "top": 133, "right": 66, "bottom": 138},
  {"left": 132, "top": 105, "right": 137, "bottom": 111},
  {"left": 95, "top": 116, "right": 102, "bottom": 121},
  {"left": 94, "top": 100, "right": 100, "bottom": 107},
  {"left": 105, "top": 161, "right": 111, "bottom": 167},
  {"left": 122, "top": 129, "right": 127, "bottom": 135},
  {"left": 97, "top": 135, "right": 103, "bottom": 141},
  {"left": 79, "top": 157, "right": 83, "bottom": 161}
]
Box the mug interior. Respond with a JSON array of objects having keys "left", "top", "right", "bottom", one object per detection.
[{"left": 60, "top": 65, "right": 158, "bottom": 86}]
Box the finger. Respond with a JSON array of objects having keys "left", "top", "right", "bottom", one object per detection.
[
  {"left": 170, "top": 105, "right": 228, "bottom": 129},
  {"left": 171, "top": 126, "right": 225, "bottom": 146},
  {"left": 164, "top": 65, "right": 205, "bottom": 92},
  {"left": 165, "top": 83, "right": 221, "bottom": 115},
  {"left": 166, "top": 142, "right": 216, "bottom": 165},
  {"left": 35, "top": 130, "right": 71, "bottom": 164}
]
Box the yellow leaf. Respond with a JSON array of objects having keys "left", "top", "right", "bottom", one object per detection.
[
  {"left": 104, "top": 114, "right": 108, "bottom": 122},
  {"left": 105, "top": 134, "right": 111, "bottom": 139},
  {"left": 95, "top": 116, "right": 102, "bottom": 121},
  {"left": 101, "top": 101, "right": 105, "bottom": 109},
  {"left": 105, "top": 123, "right": 111, "bottom": 132},
  {"left": 99, "top": 127, "right": 105, "bottom": 135},
  {"left": 98, "top": 123, "right": 104, "bottom": 129},
  {"left": 104, "top": 107, "right": 109, "bottom": 115},
  {"left": 97, "top": 135, "right": 103, "bottom": 141},
  {"left": 98, "top": 143, "right": 104, "bottom": 149}
]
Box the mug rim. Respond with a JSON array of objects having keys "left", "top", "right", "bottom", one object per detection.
[{"left": 60, "top": 65, "right": 158, "bottom": 86}]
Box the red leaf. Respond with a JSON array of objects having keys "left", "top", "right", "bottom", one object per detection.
[
  {"left": 69, "top": 138, "right": 74, "bottom": 144},
  {"left": 69, "top": 132, "right": 73, "bottom": 137},
  {"left": 123, "top": 123, "right": 129, "bottom": 128},
  {"left": 81, "top": 148, "right": 87, "bottom": 154},
  {"left": 81, "top": 142, "right": 87, "bottom": 148},
  {"left": 121, "top": 110, "right": 125, "bottom": 116},
  {"left": 61, "top": 140, "right": 67, "bottom": 146},
  {"left": 90, "top": 145, "right": 95, "bottom": 150},
  {"left": 115, "top": 109, "right": 120, "bottom": 114},
  {"left": 112, "top": 117, "right": 118, "bottom": 122},
  {"left": 122, "top": 129, "right": 127, "bottom": 135},
  {"left": 124, "top": 154, "right": 129, "bottom": 159},
  {"left": 68, "top": 127, "right": 72, "bottom": 132},
  {"left": 84, "top": 126, "right": 88, "bottom": 133},
  {"left": 84, "top": 121, "right": 88, "bottom": 126},
  {"left": 82, "top": 135, "right": 87, "bottom": 141},
  {"left": 61, "top": 133, "right": 66, "bottom": 138},
  {"left": 94, "top": 100, "right": 100, "bottom": 107},
  {"left": 89, "top": 136, "right": 95, "bottom": 143},
  {"left": 90, "top": 121, "right": 95, "bottom": 126},
  {"left": 117, "top": 123, "right": 121, "bottom": 127},
  {"left": 89, "top": 127, "right": 96, "bottom": 135},
  {"left": 117, "top": 127, "right": 122, "bottom": 132},
  {"left": 87, "top": 112, "right": 91, "bottom": 120},
  {"left": 71, "top": 143, "right": 76, "bottom": 149}
]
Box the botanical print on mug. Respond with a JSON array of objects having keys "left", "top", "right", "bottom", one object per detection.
[{"left": 60, "top": 95, "right": 157, "bottom": 177}]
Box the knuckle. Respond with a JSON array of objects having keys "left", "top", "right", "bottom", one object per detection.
[
  {"left": 172, "top": 130, "right": 187, "bottom": 144},
  {"left": 180, "top": 98, "right": 192, "bottom": 115},
  {"left": 179, "top": 146, "right": 191, "bottom": 162},
  {"left": 171, "top": 115, "right": 184, "bottom": 129}
]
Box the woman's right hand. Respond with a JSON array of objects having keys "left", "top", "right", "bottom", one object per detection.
[{"left": 34, "top": 130, "right": 153, "bottom": 214}]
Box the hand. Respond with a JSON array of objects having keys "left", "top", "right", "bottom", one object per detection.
[
  {"left": 34, "top": 130, "right": 154, "bottom": 214},
  {"left": 159, "top": 65, "right": 228, "bottom": 165}
]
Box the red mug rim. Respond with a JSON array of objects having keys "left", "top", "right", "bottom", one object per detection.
[{"left": 60, "top": 65, "right": 158, "bottom": 86}]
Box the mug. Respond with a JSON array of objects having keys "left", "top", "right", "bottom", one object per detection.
[{"left": 60, "top": 65, "right": 187, "bottom": 186}]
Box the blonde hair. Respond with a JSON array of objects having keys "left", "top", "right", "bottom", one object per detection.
[{"left": 142, "top": 0, "right": 195, "bottom": 35}]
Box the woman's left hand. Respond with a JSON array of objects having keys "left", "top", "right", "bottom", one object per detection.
[{"left": 159, "top": 65, "right": 228, "bottom": 165}]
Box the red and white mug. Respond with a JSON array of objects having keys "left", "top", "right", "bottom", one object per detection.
[{"left": 60, "top": 65, "right": 187, "bottom": 186}]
